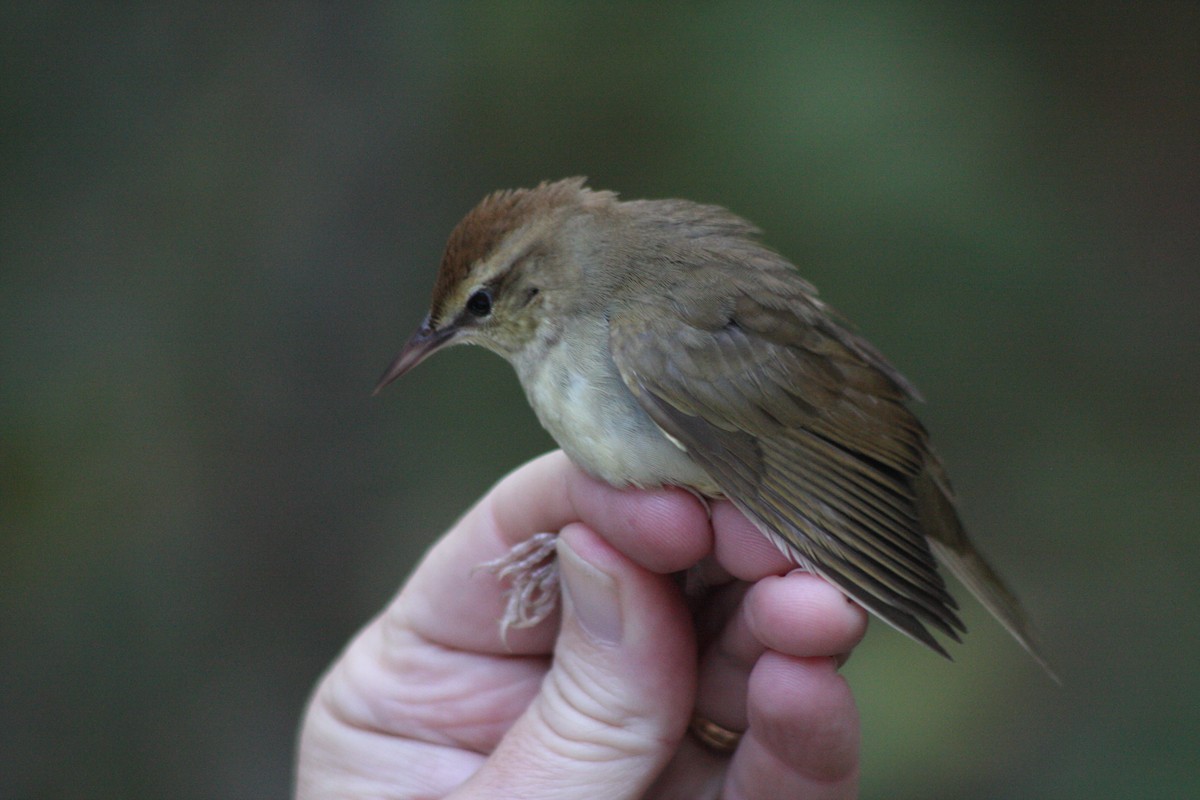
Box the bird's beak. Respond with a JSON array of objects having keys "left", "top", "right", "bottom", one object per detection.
[{"left": 372, "top": 315, "right": 456, "bottom": 395}]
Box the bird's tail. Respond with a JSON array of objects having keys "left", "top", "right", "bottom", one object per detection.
[{"left": 915, "top": 454, "right": 1060, "bottom": 683}]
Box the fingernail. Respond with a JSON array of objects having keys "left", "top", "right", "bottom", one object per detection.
[{"left": 558, "top": 537, "right": 623, "bottom": 645}]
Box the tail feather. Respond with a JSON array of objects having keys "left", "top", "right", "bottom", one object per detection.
[{"left": 916, "top": 455, "right": 1060, "bottom": 682}]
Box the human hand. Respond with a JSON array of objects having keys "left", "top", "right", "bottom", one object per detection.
[{"left": 295, "top": 450, "right": 867, "bottom": 799}]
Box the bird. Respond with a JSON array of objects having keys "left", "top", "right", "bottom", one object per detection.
[{"left": 375, "top": 177, "right": 1054, "bottom": 677}]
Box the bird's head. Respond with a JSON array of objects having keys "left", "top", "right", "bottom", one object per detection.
[{"left": 373, "top": 177, "right": 616, "bottom": 392}]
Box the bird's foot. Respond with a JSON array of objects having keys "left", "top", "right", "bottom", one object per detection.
[{"left": 479, "top": 532, "right": 560, "bottom": 643}]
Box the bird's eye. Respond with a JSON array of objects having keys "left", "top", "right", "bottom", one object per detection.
[{"left": 465, "top": 289, "right": 493, "bottom": 317}]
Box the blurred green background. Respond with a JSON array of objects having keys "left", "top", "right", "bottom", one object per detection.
[{"left": 2, "top": 3, "right": 1196, "bottom": 798}]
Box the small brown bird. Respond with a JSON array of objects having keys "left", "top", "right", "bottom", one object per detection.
[{"left": 376, "top": 177, "right": 1053, "bottom": 676}]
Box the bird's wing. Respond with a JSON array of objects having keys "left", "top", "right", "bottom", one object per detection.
[{"left": 608, "top": 270, "right": 966, "bottom": 655}]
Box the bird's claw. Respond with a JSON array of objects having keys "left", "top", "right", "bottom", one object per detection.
[{"left": 479, "top": 532, "right": 561, "bottom": 643}]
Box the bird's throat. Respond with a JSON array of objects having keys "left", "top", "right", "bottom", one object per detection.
[{"left": 510, "top": 318, "right": 717, "bottom": 493}]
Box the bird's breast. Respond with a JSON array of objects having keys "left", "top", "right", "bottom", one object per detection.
[{"left": 512, "top": 325, "right": 716, "bottom": 493}]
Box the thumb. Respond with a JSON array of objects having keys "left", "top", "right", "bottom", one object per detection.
[{"left": 458, "top": 523, "right": 697, "bottom": 800}]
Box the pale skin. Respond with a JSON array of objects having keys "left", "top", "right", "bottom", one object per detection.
[{"left": 295, "top": 451, "right": 868, "bottom": 799}]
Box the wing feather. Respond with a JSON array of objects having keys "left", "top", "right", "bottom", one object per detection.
[{"left": 609, "top": 277, "right": 968, "bottom": 654}]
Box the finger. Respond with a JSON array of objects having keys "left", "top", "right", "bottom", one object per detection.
[
  {"left": 744, "top": 572, "right": 869, "bottom": 661},
  {"left": 564, "top": 470, "right": 712, "bottom": 573},
  {"left": 693, "top": 571, "right": 868, "bottom": 748},
  {"left": 458, "top": 524, "right": 696, "bottom": 799},
  {"left": 710, "top": 499, "right": 796, "bottom": 580},
  {"left": 400, "top": 451, "right": 711, "bottom": 654},
  {"left": 645, "top": 571, "right": 867, "bottom": 797},
  {"left": 491, "top": 452, "right": 712, "bottom": 572},
  {"left": 726, "top": 653, "right": 860, "bottom": 799}
]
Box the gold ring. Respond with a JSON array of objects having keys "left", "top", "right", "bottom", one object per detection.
[{"left": 688, "top": 713, "right": 743, "bottom": 754}]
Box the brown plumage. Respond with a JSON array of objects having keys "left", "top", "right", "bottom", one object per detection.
[
  {"left": 377, "top": 178, "right": 1055, "bottom": 678},
  {"left": 431, "top": 178, "right": 602, "bottom": 323}
]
